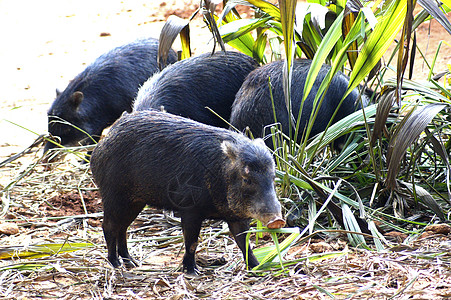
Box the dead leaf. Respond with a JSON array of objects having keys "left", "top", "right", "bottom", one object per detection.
[{"left": 0, "top": 222, "right": 19, "bottom": 235}]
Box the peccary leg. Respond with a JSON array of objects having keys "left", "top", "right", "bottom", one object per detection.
[
  {"left": 181, "top": 214, "right": 203, "bottom": 274},
  {"left": 227, "top": 220, "right": 259, "bottom": 269},
  {"left": 117, "top": 229, "right": 138, "bottom": 268},
  {"left": 103, "top": 217, "right": 121, "bottom": 267},
  {"left": 103, "top": 197, "right": 145, "bottom": 268}
]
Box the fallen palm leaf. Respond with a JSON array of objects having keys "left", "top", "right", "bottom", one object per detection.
[
  {"left": 159, "top": 15, "right": 191, "bottom": 63},
  {"left": 0, "top": 242, "right": 95, "bottom": 260},
  {"left": 399, "top": 181, "right": 446, "bottom": 220},
  {"left": 342, "top": 203, "right": 367, "bottom": 248},
  {"left": 0, "top": 263, "right": 48, "bottom": 272},
  {"left": 386, "top": 103, "right": 447, "bottom": 189},
  {"left": 371, "top": 89, "right": 396, "bottom": 145}
]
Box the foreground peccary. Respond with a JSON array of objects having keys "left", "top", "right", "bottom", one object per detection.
[
  {"left": 90, "top": 110, "right": 285, "bottom": 273},
  {"left": 230, "top": 59, "right": 371, "bottom": 147},
  {"left": 133, "top": 51, "right": 259, "bottom": 128},
  {"left": 45, "top": 37, "right": 178, "bottom": 154}
]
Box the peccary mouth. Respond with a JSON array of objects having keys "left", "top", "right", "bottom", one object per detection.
[
  {"left": 253, "top": 213, "right": 285, "bottom": 229},
  {"left": 266, "top": 217, "right": 286, "bottom": 229},
  {"left": 249, "top": 202, "right": 285, "bottom": 229}
]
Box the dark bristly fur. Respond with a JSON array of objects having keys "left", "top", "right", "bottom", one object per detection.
[
  {"left": 45, "top": 38, "right": 177, "bottom": 153},
  {"left": 230, "top": 59, "right": 371, "bottom": 148},
  {"left": 133, "top": 51, "right": 259, "bottom": 128},
  {"left": 90, "top": 110, "right": 283, "bottom": 273}
]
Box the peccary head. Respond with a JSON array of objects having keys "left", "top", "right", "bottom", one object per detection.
[
  {"left": 222, "top": 138, "right": 285, "bottom": 229},
  {"left": 45, "top": 91, "right": 95, "bottom": 153}
]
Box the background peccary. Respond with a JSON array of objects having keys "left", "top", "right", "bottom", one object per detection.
[
  {"left": 230, "top": 59, "right": 371, "bottom": 147},
  {"left": 133, "top": 51, "right": 259, "bottom": 128},
  {"left": 45, "top": 37, "right": 178, "bottom": 154},
  {"left": 90, "top": 110, "right": 285, "bottom": 274}
]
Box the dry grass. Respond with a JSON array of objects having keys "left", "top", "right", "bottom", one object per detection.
[{"left": 0, "top": 144, "right": 450, "bottom": 300}]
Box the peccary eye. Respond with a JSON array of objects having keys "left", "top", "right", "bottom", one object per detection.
[{"left": 243, "top": 178, "right": 251, "bottom": 185}]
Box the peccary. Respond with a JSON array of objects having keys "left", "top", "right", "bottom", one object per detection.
[
  {"left": 45, "top": 37, "right": 177, "bottom": 154},
  {"left": 90, "top": 110, "right": 285, "bottom": 273},
  {"left": 230, "top": 59, "right": 370, "bottom": 148},
  {"left": 133, "top": 51, "right": 259, "bottom": 128}
]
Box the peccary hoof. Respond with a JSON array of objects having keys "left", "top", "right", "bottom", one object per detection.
[
  {"left": 122, "top": 258, "right": 138, "bottom": 269},
  {"left": 109, "top": 257, "right": 137, "bottom": 269},
  {"left": 183, "top": 265, "right": 200, "bottom": 275}
]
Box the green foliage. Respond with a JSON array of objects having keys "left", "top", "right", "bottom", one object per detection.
[{"left": 191, "top": 0, "right": 451, "bottom": 271}]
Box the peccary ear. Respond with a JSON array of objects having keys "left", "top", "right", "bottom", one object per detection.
[
  {"left": 221, "top": 140, "right": 238, "bottom": 161},
  {"left": 70, "top": 91, "right": 84, "bottom": 109},
  {"left": 55, "top": 88, "right": 62, "bottom": 97}
]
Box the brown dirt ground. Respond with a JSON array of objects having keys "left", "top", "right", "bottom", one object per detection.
[{"left": 1, "top": 1, "right": 451, "bottom": 299}]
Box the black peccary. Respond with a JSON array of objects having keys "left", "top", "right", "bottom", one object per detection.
[
  {"left": 230, "top": 59, "right": 371, "bottom": 147},
  {"left": 90, "top": 110, "right": 285, "bottom": 274},
  {"left": 45, "top": 37, "right": 177, "bottom": 154},
  {"left": 133, "top": 51, "right": 259, "bottom": 128}
]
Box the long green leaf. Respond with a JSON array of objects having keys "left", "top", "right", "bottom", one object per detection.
[
  {"left": 220, "top": 17, "right": 271, "bottom": 43},
  {"left": 253, "top": 30, "right": 268, "bottom": 63},
  {"left": 305, "top": 104, "right": 378, "bottom": 158},
  {"left": 253, "top": 230, "right": 301, "bottom": 270},
  {"left": 347, "top": 0, "right": 407, "bottom": 96},
  {"left": 295, "top": 10, "right": 346, "bottom": 158},
  {"left": 384, "top": 78, "right": 451, "bottom": 103},
  {"left": 417, "top": 0, "right": 451, "bottom": 35},
  {"left": 246, "top": 0, "right": 281, "bottom": 20},
  {"left": 342, "top": 204, "right": 367, "bottom": 247},
  {"left": 279, "top": 0, "right": 298, "bottom": 140},
  {"left": 217, "top": 12, "right": 258, "bottom": 55},
  {"left": 302, "top": 11, "right": 344, "bottom": 103}
]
